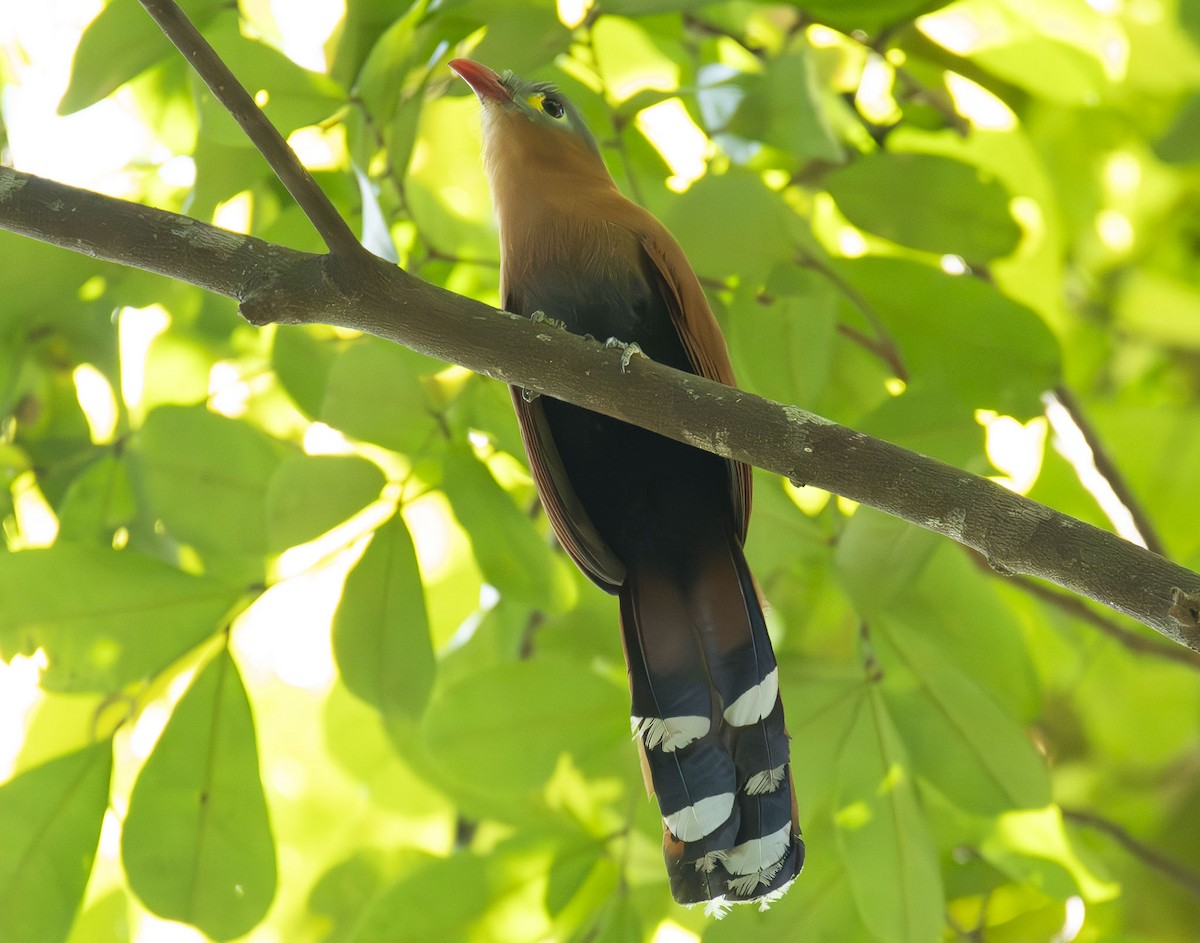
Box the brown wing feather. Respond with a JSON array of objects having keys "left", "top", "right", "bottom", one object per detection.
[
  {"left": 639, "top": 229, "right": 752, "bottom": 545},
  {"left": 509, "top": 376, "right": 627, "bottom": 593}
]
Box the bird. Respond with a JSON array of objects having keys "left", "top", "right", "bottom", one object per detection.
[{"left": 450, "top": 58, "right": 803, "bottom": 910}]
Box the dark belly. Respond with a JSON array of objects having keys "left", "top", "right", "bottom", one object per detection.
[
  {"left": 517, "top": 268, "right": 734, "bottom": 569},
  {"left": 540, "top": 397, "right": 732, "bottom": 568}
]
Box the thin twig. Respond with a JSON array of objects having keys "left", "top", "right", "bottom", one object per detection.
[
  {"left": 137, "top": 0, "right": 363, "bottom": 258},
  {"left": 798, "top": 251, "right": 909, "bottom": 381},
  {"left": 1063, "top": 807, "right": 1200, "bottom": 897},
  {"left": 837, "top": 322, "right": 908, "bottom": 381},
  {"left": 1048, "top": 385, "right": 1165, "bottom": 557},
  {"left": 967, "top": 551, "right": 1200, "bottom": 671},
  {"left": 1018, "top": 573, "right": 1200, "bottom": 669}
]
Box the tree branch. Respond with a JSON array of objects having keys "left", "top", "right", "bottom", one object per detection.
[
  {"left": 2, "top": 163, "right": 1199, "bottom": 653},
  {"left": 136, "top": 0, "right": 363, "bottom": 258},
  {"left": 1063, "top": 808, "right": 1200, "bottom": 897}
]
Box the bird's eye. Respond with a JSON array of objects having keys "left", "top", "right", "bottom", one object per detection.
[{"left": 542, "top": 97, "right": 565, "bottom": 119}]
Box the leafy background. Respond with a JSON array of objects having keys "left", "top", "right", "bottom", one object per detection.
[{"left": 2, "top": 0, "right": 1200, "bottom": 941}]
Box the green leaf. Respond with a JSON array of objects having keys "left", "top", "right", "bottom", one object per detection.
[
  {"left": 835, "top": 257, "right": 1061, "bottom": 414},
  {"left": 137, "top": 405, "right": 288, "bottom": 562},
  {"left": 193, "top": 17, "right": 346, "bottom": 146},
  {"left": 725, "top": 277, "right": 839, "bottom": 407},
  {"left": 352, "top": 1, "right": 435, "bottom": 128},
  {"left": 320, "top": 339, "right": 441, "bottom": 454},
  {"left": 265, "top": 453, "right": 385, "bottom": 552},
  {"left": 924, "top": 3, "right": 1111, "bottom": 106},
  {"left": 835, "top": 508, "right": 942, "bottom": 619},
  {"left": 0, "top": 545, "right": 240, "bottom": 692},
  {"left": 59, "top": 0, "right": 226, "bottom": 114},
  {"left": 723, "top": 49, "right": 844, "bottom": 163},
  {"left": 56, "top": 453, "right": 137, "bottom": 543},
  {"left": 1154, "top": 92, "right": 1200, "bottom": 163},
  {"left": 420, "top": 657, "right": 626, "bottom": 797},
  {"left": 663, "top": 168, "right": 797, "bottom": 286},
  {"left": 835, "top": 689, "right": 943, "bottom": 943},
  {"left": 332, "top": 513, "right": 436, "bottom": 721},
  {"left": 271, "top": 325, "right": 344, "bottom": 418},
  {"left": 0, "top": 741, "right": 113, "bottom": 943},
  {"left": 826, "top": 152, "right": 1021, "bottom": 263},
  {"left": 797, "top": 0, "right": 956, "bottom": 33},
  {"left": 876, "top": 620, "right": 1051, "bottom": 814},
  {"left": 404, "top": 95, "right": 505, "bottom": 259},
  {"left": 122, "top": 648, "right": 276, "bottom": 940},
  {"left": 899, "top": 547, "right": 1042, "bottom": 723},
  {"left": 838, "top": 513, "right": 1042, "bottom": 722},
  {"left": 591, "top": 16, "right": 684, "bottom": 107},
  {"left": 307, "top": 852, "right": 387, "bottom": 943},
  {"left": 982, "top": 806, "right": 1119, "bottom": 903},
  {"left": 464, "top": 6, "right": 572, "bottom": 80},
  {"left": 346, "top": 851, "right": 504, "bottom": 943},
  {"left": 440, "top": 445, "right": 575, "bottom": 612},
  {"left": 545, "top": 842, "right": 606, "bottom": 916},
  {"left": 1115, "top": 268, "right": 1200, "bottom": 350},
  {"left": 588, "top": 889, "right": 643, "bottom": 943},
  {"left": 66, "top": 889, "right": 131, "bottom": 943}
]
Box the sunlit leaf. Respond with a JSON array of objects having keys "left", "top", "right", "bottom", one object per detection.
[
  {"left": 56, "top": 453, "right": 137, "bottom": 543},
  {"left": 1115, "top": 269, "right": 1200, "bottom": 350},
  {"left": 420, "top": 657, "right": 626, "bottom": 796},
  {"left": 835, "top": 257, "right": 1061, "bottom": 414},
  {"left": 826, "top": 152, "right": 1021, "bottom": 262},
  {"left": 347, "top": 843, "right": 554, "bottom": 943},
  {"left": 266, "top": 453, "right": 385, "bottom": 552},
  {"left": 664, "top": 169, "right": 796, "bottom": 285},
  {"left": 320, "top": 338, "right": 442, "bottom": 454},
  {"left": 0, "top": 544, "right": 240, "bottom": 692},
  {"left": 723, "top": 49, "right": 844, "bottom": 163},
  {"left": 876, "top": 620, "right": 1051, "bottom": 814},
  {"left": 333, "top": 513, "right": 436, "bottom": 720},
  {"left": 982, "top": 806, "right": 1119, "bottom": 903},
  {"left": 271, "top": 325, "right": 344, "bottom": 419},
  {"left": 194, "top": 16, "right": 347, "bottom": 146},
  {"left": 137, "top": 405, "right": 288, "bottom": 563},
  {"left": 835, "top": 690, "right": 943, "bottom": 943},
  {"left": 801, "top": 0, "right": 957, "bottom": 32},
  {"left": 59, "top": 0, "right": 227, "bottom": 114},
  {"left": 919, "top": 0, "right": 1114, "bottom": 106},
  {"left": 0, "top": 741, "right": 113, "bottom": 943},
  {"left": 122, "top": 648, "right": 277, "bottom": 940},
  {"left": 440, "top": 445, "right": 575, "bottom": 612}
]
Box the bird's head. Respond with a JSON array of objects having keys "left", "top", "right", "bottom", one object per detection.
[{"left": 449, "top": 59, "right": 608, "bottom": 188}]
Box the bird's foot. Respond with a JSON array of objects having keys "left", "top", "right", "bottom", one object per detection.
[
  {"left": 530, "top": 310, "right": 566, "bottom": 330},
  {"left": 605, "top": 338, "right": 644, "bottom": 373}
]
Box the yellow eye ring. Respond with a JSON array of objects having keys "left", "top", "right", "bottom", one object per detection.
[{"left": 526, "top": 92, "right": 565, "bottom": 119}]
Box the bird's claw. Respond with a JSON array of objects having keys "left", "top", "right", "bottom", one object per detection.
[
  {"left": 605, "top": 338, "right": 644, "bottom": 374},
  {"left": 530, "top": 310, "right": 566, "bottom": 330}
]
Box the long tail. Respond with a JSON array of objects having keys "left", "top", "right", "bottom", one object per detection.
[{"left": 618, "top": 537, "right": 804, "bottom": 909}]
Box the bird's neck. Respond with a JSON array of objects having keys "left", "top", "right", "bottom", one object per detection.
[
  {"left": 484, "top": 120, "right": 617, "bottom": 233},
  {"left": 488, "top": 153, "right": 631, "bottom": 274}
]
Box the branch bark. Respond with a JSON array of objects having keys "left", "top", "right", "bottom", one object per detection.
[{"left": 2, "top": 162, "right": 1199, "bottom": 653}]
